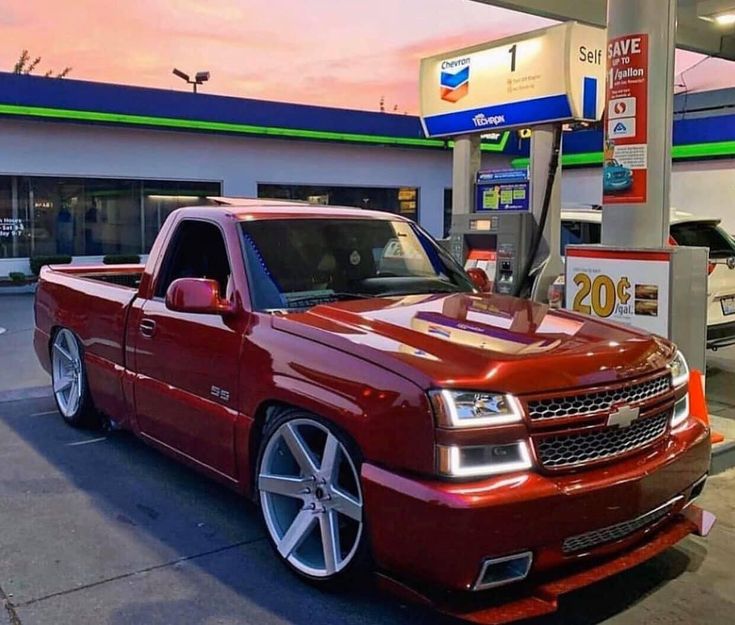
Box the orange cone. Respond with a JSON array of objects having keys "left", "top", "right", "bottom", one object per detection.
[{"left": 689, "top": 369, "right": 724, "bottom": 444}]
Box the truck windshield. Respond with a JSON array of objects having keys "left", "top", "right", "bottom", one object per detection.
[{"left": 240, "top": 218, "right": 474, "bottom": 310}]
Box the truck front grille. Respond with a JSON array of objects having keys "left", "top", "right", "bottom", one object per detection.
[
  {"left": 526, "top": 373, "right": 671, "bottom": 421},
  {"left": 562, "top": 496, "right": 682, "bottom": 554},
  {"left": 534, "top": 410, "right": 670, "bottom": 469}
]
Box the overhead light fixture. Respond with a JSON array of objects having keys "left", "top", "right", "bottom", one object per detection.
[
  {"left": 697, "top": 0, "right": 735, "bottom": 25},
  {"left": 172, "top": 68, "right": 211, "bottom": 93}
]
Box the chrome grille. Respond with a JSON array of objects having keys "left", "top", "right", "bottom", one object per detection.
[
  {"left": 562, "top": 497, "right": 682, "bottom": 554},
  {"left": 527, "top": 374, "right": 671, "bottom": 421},
  {"left": 535, "top": 410, "right": 670, "bottom": 469}
]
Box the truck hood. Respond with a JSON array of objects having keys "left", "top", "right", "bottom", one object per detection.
[{"left": 271, "top": 293, "right": 674, "bottom": 395}]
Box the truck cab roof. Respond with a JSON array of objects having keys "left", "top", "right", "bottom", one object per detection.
[{"left": 203, "top": 197, "right": 404, "bottom": 222}]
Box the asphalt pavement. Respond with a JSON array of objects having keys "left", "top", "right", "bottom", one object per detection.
[
  {"left": 2, "top": 292, "right": 735, "bottom": 625},
  {"left": 0, "top": 295, "right": 49, "bottom": 396}
]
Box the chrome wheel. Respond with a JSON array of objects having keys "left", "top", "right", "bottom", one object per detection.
[
  {"left": 52, "top": 329, "right": 83, "bottom": 418},
  {"left": 258, "top": 418, "right": 364, "bottom": 579}
]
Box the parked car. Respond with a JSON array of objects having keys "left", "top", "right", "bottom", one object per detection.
[
  {"left": 603, "top": 159, "right": 633, "bottom": 193},
  {"left": 34, "top": 201, "right": 712, "bottom": 622},
  {"left": 556, "top": 205, "right": 735, "bottom": 350}
]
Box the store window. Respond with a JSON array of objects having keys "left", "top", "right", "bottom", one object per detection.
[
  {"left": 257, "top": 184, "right": 419, "bottom": 222},
  {"left": 143, "top": 180, "right": 223, "bottom": 250},
  {"left": 443, "top": 188, "right": 453, "bottom": 238},
  {"left": 0, "top": 177, "right": 31, "bottom": 259},
  {"left": 0, "top": 176, "right": 220, "bottom": 259}
]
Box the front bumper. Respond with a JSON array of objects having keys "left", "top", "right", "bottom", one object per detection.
[
  {"left": 375, "top": 504, "right": 714, "bottom": 624},
  {"left": 361, "top": 417, "right": 711, "bottom": 597}
]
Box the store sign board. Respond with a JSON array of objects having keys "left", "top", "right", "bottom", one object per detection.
[
  {"left": 475, "top": 169, "right": 530, "bottom": 212},
  {"left": 603, "top": 33, "right": 649, "bottom": 204},
  {"left": 565, "top": 246, "right": 670, "bottom": 337},
  {"left": 419, "top": 22, "right": 606, "bottom": 137}
]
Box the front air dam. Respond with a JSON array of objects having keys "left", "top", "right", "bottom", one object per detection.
[{"left": 374, "top": 505, "right": 716, "bottom": 625}]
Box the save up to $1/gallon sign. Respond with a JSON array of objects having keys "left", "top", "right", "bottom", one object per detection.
[{"left": 603, "top": 34, "right": 649, "bottom": 204}]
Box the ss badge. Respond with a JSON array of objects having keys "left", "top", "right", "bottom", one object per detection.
[{"left": 210, "top": 386, "right": 231, "bottom": 402}]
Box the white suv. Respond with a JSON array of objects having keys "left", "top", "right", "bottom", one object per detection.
[{"left": 557, "top": 205, "right": 735, "bottom": 350}]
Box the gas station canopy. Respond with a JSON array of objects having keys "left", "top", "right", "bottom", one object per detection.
[{"left": 472, "top": 0, "right": 735, "bottom": 60}]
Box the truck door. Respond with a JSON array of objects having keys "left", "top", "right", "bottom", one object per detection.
[{"left": 131, "top": 218, "right": 241, "bottom": 479}]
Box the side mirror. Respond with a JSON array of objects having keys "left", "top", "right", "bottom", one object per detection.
[
  {"left": 165, "top": 278, "right": 235, "bottom": 315},
  {"left": 467, "top": 267, "right": 492, "bottom": 293}
]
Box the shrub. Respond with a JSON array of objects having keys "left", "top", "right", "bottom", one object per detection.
[
  {"left": 30, "top": 255, "right": 72, "bottom": 276},
  {"left": 103, "top": 254, "right": 141, "bottom": 265},
  {"left": 8, "top": 272, "right": 26, "bottom": 284}
]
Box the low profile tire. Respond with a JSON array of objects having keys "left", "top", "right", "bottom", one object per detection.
[
  {"left": 256, "top": 409, "right": 369, "bottom": 588},
  {"left": 51, "top": 328, "right": 98, "bottom": 428}
]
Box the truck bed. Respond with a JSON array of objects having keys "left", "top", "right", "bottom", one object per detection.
[
  {"left": 44, "top": 264, "right": 144, "bottom": 290},
  {"left": 34, "top": 264, "right": 145, "bottom": 418}
]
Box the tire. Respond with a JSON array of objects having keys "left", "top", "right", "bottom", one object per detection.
[
  {"left": 50, "top": 328, "right": 99, "bottom": 428},
  {"left": 256, "top": 408, "right": 370, "bottom": 588}
]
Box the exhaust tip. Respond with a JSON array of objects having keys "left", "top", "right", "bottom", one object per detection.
[{"left": 473, "top": 551, "right": 533, "bottom": 591}]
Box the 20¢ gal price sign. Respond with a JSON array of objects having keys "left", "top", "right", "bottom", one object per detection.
[
  {"left": 571, "top": 273, "right": 632, "bottom": 318},
  {"left": 565, "top": 248, "right": 671, "bottom": 337}
]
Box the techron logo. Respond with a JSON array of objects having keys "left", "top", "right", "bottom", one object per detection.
[
  {"left": 440, "top": 57, "right": 470, "bottom": 102},
  {"left": 472, "top": 113, "right": 506, "bottom": 128}
]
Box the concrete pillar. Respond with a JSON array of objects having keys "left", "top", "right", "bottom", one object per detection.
[
  {"left": 451, "top": 134, "right": 481, "bottom": 215},
  {"left": 602, "top": 0, "right": 676, "bottom": 246}
]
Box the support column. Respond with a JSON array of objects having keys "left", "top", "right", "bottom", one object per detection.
[
  {"left": 529, "top": 124, "right": 564, "bottom": 301},
  {"left": 451, "top": 134, "right": 481, "bottom": 216},
  {"left": 602, "top": 0, "right": 676, "bottom": 246}
]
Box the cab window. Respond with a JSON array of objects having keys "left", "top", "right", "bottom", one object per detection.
[
  {"left": 155, "top": 220, "right": 231, "bottom": 298},
  {"left": 561, "top": 221, "right": 601, "bottom": 255}
]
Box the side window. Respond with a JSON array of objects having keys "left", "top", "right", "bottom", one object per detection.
[
  {"left": 586, "top": 223, "right": 602, "bottom": 244},
  {"left": 155, "top": 220, "right": 231, "bottom": 299},
  {"left": 561, "top": 220, "right": 583, "bottom": 255}
]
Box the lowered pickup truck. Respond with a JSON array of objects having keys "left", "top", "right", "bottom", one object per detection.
[{"left": 34, "top": 200, "right": 712, "bottom": 623}]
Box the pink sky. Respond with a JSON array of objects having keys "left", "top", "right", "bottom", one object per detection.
[{"left": 2, "top": 0, "right": 734, "bottom": 113}]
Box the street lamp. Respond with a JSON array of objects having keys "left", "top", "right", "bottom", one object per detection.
[{"left": 172, "top": 68, "right": 211, "bottom": 93}]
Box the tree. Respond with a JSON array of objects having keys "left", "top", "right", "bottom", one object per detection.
[{"left": 13, "top": 50, "right": 71, "bottom": 78}]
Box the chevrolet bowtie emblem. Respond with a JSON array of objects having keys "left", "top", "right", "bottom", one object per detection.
[{"left": 607, "top": 405, "right": 640, "bottom": 428}]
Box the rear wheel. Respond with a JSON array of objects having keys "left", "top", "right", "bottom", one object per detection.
[
  {"left": 51, "top": 328, "right": 98, "bottom": 428},
  {"left": 257, "top": 411, "right": 367, "bottom": 586}
]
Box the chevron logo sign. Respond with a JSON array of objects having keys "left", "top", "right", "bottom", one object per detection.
[{"left": 440, "top": 58, "right": 470, "bottom": 103}]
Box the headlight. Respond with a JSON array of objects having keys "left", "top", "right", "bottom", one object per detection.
[
  {"left": 668, "top": 350, "right": 690, "bottom": 389},
  {"left": 671, "top": 394, "right": 690, "bottom": 428},
  {"left": 437, "top": 442, "right": 532, "bottom": 478},
  {"left": 430, "top": 390, "right": 523, "bottom": 428}
]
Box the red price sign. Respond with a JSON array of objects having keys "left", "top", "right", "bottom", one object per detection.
[{"left": 603, "top": 33, "right": 649, "bottom": 204}]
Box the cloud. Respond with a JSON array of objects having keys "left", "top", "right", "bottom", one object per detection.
[{"left": 1, "top": 0, "right": 733, "bottom": 111}]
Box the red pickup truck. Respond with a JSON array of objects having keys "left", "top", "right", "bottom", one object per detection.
[{"left": 34, "top": 201, "right": 712, "bottom": 623}]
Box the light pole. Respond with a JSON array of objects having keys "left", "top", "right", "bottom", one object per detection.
[{"left": 172, "top": 68, "right": 210, "bottom": 93}]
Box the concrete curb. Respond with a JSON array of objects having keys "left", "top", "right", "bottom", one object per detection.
[
  {"left": 0, "top": 385, "right": 52, "bottom": 403},
  {"left": 711, "top": 441, "right": 735, "bottom": 475},
  {"left": 0, "top": 284, "right": 37, "bottom": 295}
]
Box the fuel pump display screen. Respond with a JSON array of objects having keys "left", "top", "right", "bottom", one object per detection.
[{"left": 476, "top": 169, "right": 530, "bottom": 212}]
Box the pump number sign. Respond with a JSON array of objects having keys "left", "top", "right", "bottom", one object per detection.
[
  {"left": 419, "top": 22, "right": 606, "bottom": 137},
  {"left": 565, "top": 247, "right": 671, "bottom": 337}
]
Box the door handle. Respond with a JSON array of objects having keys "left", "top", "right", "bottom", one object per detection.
[{"left": 139, "top": 318, "right": 157, "bottom": 338}]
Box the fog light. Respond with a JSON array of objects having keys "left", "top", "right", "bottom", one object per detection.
[
  {"left": 474, "top": 552, "right": 533, "bottom": 590},
  {"left": 437, "top": 442, "right": 532, "bottom": 478},
  {"left": 671, "top": 394, "right": 690, "bottom": 428}
]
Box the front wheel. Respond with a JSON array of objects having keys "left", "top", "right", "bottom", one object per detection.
[
  {"left": 256, "top": 411, "right": 368, "bottom": 586},
  {"left": 51, "top": 328, "right": 98, "bottom": 428}
]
